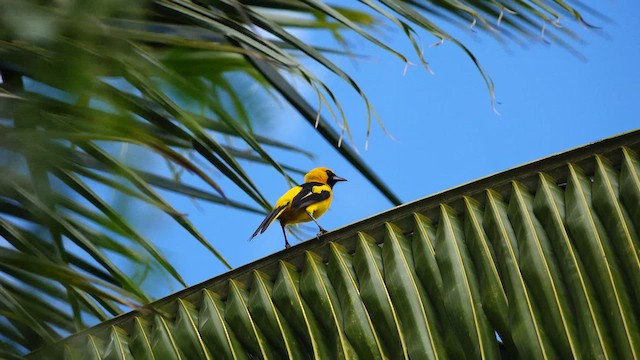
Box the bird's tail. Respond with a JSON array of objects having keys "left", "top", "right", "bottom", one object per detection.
[{"left": 249, "top": 205, "right": 287, "bottom": 241}]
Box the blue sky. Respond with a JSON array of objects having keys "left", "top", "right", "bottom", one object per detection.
[{"left": 138, "top": 2, "right": 640, "bottom": 296}]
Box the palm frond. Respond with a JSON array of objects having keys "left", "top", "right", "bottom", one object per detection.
[
  {"left": 0, "top": 0, "right": 602, "bottom": 356},
  {"left": 28, "top": 130, "right": 640, "bottom": 359}
]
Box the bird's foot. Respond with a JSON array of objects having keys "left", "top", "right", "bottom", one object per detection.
[
  {"left": 285, "top": 240, "right": 291, "bottom": 249},
  {"left": 315, "top": 229, "right": 328, "bottom": 241}
]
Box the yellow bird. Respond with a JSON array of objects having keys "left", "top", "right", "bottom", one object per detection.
[{"left": 250, "top": 167, "right": 347, "bottom": 248}]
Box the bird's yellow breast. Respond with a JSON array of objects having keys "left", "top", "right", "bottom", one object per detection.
[{"left": 276, "top": 184, "right": 333, "bottom": 225}]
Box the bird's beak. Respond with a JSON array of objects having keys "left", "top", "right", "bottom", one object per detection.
[{"left": 332, "top": 175, "right": 347, "bottom": 182}]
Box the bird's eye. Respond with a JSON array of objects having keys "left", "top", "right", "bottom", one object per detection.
[{"left": 326, "top": 170, "right": 334, "bottom": 177}]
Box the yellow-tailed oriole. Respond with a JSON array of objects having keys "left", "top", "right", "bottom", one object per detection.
[{"left": 250, "top": 167, "right": 347, "bottom": 248}]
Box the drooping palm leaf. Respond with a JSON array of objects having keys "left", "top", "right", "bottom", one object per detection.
[{"left": 0, "top": 0, "right": 602, "bottom": 356}]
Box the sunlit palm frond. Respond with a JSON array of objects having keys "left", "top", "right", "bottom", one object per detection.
[
  {"left": 28, "top": 131, "right": 640, "bottom": 360},
  {"left": 0, "top": 0, "right": 601, "bottom": 356}
]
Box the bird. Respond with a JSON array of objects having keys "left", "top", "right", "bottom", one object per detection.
[{"left": 250, "top": 167, "right": 347, "bottom": 248}]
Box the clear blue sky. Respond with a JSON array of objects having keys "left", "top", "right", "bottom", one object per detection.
[{"left": 135, "top": 2, "right": 640, "bottom": 297}]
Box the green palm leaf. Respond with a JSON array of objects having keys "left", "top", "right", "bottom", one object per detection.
[
  {"left": 1, "top": 0, "right": 608, "bottom": 356},
  {"left": 27, "top": 131, "right": 640, "bottom": 359}
]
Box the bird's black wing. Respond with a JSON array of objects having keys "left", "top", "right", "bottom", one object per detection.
[{"left": 290, "top": 182, "right": 330, "bottom": 211}]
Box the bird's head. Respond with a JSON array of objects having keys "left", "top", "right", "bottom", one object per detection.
[{"left": 304, "top": 167, "right": 347, "bottom": 188}]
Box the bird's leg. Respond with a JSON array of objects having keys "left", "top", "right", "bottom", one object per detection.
[
  {"left": 306, "top": 211, "right": 328, "bottom": 236},
  {"left": 281, "top": 223, "right": 291, "bottom": 249}
]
